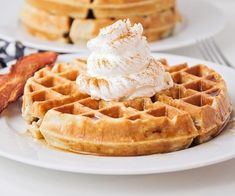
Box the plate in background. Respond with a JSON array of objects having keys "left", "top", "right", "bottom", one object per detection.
[{"left": 0, "top": 0, "right": 226, "bottom": 53}]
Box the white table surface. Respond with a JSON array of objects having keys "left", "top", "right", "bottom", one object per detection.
[{"left": 1, "top": 0, "right": 235, "bottom": 195}]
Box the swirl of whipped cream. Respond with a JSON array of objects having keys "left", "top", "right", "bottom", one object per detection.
[
  {"left": 86, "top": 19, "right": 151, "bottom": 77},
  {"left": 76, "top": 19, "right": 173, "bottom": 101}
]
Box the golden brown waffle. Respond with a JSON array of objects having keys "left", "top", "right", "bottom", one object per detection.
[
  {"left": 22, "top": 58, "right": 232, "bottom": 156},
  {"left": 156, "top": 59, "right": 232, "bottom": 144},
  {"left": 70, "top": 9, "right": 176, "bottom": 42},
  {"left": 26, "top": 0, "right": 176, "bottom": 18},
  {"left": 20, "top": 0, "right": 179, "bottom": 43},
  {"left": 22, "top": 60, "right": 89, "bottom": 138},
  {"left": 20, "top": 3, "right": 71, "bottom": 43}
]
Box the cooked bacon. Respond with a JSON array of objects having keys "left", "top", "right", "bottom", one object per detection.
[{"left": 0, "top": 52, "right": 58, "bottom": 113}]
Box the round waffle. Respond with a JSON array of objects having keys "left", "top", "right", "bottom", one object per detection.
[
  {"left": 70, "top": 9, "right": 176, "bottom": 42},
  {"left": 26, "top": 0, "right": 176, "bottom": 18},
  {"left": 22, "top": 58, "right": 232, "bottom": 156},
  {"left": 20, "top": 3, "right": 71, "bottom": 43}
]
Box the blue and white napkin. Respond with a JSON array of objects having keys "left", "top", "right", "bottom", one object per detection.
[{"left": 0, "top": 39, "right": 39, "bottom": 68}]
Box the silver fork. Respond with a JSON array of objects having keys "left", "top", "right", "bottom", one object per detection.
[{"left": 197, "top": 37, "right": 233, "bottom": 68}]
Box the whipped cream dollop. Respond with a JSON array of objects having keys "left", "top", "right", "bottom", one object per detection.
[{"left": 76, "top": 19, "right": 173, "bottom": 101}]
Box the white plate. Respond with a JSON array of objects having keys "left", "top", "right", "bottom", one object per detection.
[
  {"left": 0, "top": 53, "right": 234, "bottom": 175},
  {"left": 0, "top": 0, "right": 226, "bottom": 53}
]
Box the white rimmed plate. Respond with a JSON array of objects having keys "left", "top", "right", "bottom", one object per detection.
[
  {"left": 0, "top": 53, "right": 234, "bottom": 175},
  {"left": 0, "top": 0, "right": 226, "bottom": 53}
]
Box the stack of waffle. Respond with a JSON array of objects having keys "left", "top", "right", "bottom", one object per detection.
[{"left": 20, "top": 0, "right": 180, "bottom": 44}]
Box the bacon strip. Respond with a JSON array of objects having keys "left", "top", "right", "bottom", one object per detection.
[{"left": 0, "top": 52, "right": 58, "bottom": 113}]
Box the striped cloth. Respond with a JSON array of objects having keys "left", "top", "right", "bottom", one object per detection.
[{"left": 0, "top": 39, "right": 39, "bottom": 68}]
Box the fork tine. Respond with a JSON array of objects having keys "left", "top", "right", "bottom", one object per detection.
[
  {"left": 197, "top": 39, "right": 211, "bottom": 61},
  {"left": 197, "top": 38, "right": 233, "bottom": 68},
  {"left": 209, "top": 38, "right": 233, "bottom": 68},
  {"left": 205, "top": 38, "right": 225, "bottom": 65},
  {"left": 201, "top": 38, "right": 219, "bottom": 63}
]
